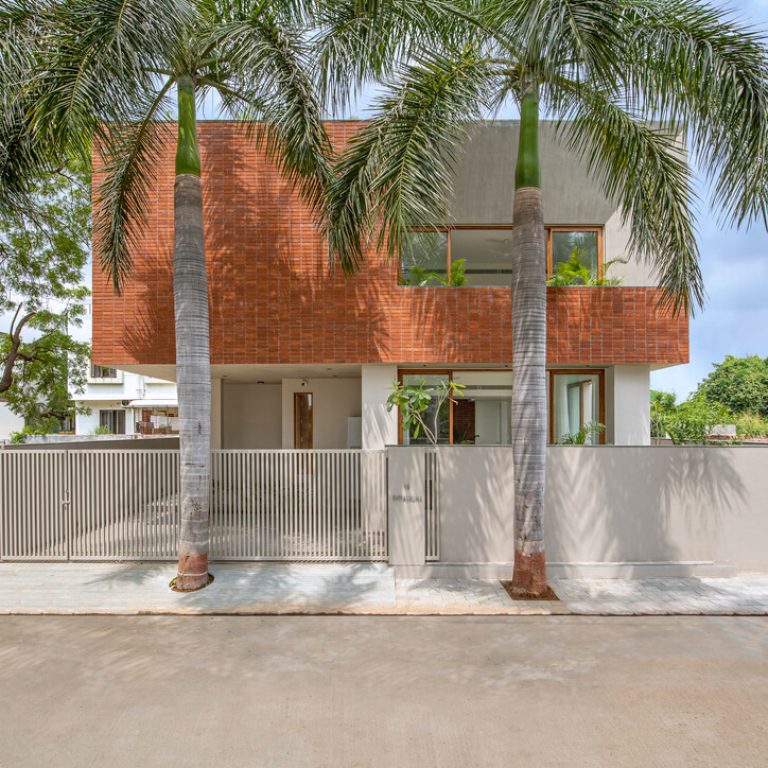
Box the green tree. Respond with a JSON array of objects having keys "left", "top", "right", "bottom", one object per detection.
[
  {"left": 0, "top": 168, "right": 90, "bottom": 431},
  {"left": 650, "top": 389, "right": 677, "bottom": 441},
  {"left": 697, "top": 355, "right": 768, "bottom": 417},
  {"left": 10, "top": 1, "right": 339, "bottom": 591},
  {"left": 664, "top": 394, "right": 731, "bottom": 445},
  {"left": 327, "top": 1, "right": 768, "bottom": 595}
]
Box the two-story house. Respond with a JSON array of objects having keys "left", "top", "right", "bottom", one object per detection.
[{"left": 91, "top": 121, "right": 688, "bottom": 449}]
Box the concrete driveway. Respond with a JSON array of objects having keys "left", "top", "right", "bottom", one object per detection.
[{"left": 1, "top": 615, "right": 766, "bottom": 767}]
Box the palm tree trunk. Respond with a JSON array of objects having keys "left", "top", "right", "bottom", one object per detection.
[
  {"left": 173, "top": 74, "right": 211, "bottom": 591},
  {"left": 509, "top": 84, "right": 548, "bottom": 596}
]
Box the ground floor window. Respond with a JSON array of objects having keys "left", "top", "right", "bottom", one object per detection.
[
  {"left": 399, "top": 370, "right": 513, "bottom": 445},
  {"left": 135, "top": 407, "right": 179, "bottom": 435},
  {"left": 548, "top": 369, "right": 605, "bottom": 444},
  {"left": 398, "top": 368, "right": 607, "bottom": 445},
  {"left": 99, "top": 409, "right": 125, "bottom": 435}
]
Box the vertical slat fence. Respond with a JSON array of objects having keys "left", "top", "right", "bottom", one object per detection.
[{"left": 0, "top": 449, "right": 388, "bottom": 562}]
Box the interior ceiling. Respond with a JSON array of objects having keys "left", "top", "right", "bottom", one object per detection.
[
  {"left": 118, "top": 364, "right": 363, "bottom": 384},
  {"left": 117, "top": 361, "right": 658, "bottom": 383}
]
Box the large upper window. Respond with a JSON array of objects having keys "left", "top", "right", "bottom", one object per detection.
[
  {"left": 400, "top": 227, "right": 513, "bottom": 287},
  {"left": 401, "top": 226, "right": 603, "bottom": 286},
  {"left": 547, "top": 228, "right": 602, "bottom": 283}
]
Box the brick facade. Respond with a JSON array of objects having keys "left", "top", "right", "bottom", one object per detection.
[{"left": 92, "top": 122, "right": 688, "bottom": 368}]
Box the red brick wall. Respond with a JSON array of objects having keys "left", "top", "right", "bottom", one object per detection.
[{"left": 92, "top": 122, "right": 689, "bottom": 368}]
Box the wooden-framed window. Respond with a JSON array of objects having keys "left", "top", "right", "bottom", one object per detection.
[
  {"left": 400, "top": 225, "right": 604, "bottom": 286},
  {"left": 293, "top": 392, "right": 314, "bottom": 449},
  {"left": 547, "top": 227, "right": 604, "bottom": 281},
  {"left": 397, "top": 369, "right": 513, "bottom": 445},
  {"left": 400, "top": 226, "right": 514, "bottom": 287},
  {"left": 548, "top": 369, "right": 606, "bottom": 444}
]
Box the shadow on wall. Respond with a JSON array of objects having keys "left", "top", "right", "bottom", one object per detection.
[
  {"left": 115, "top": 124, "right": 392, "bottom": 368},
  {"left": 203, "top": 123, "right": 391, "bottom": 366},
  {"left": 433, "top": 445, "right": 750, "bottom": 574},
  {"left": 437, "top": 447, "right": 516, "bottom": 565},
  {"left": 545, "top": 446, "right": 748, "bottom": 574}
]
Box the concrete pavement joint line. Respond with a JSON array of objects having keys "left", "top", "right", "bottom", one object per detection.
[{"left": 0, "top": 564, "right": 767, "bottom": 615}]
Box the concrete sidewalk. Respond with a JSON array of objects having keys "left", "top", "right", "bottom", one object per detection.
[
  {"left": 1, "top": 563, "right": 767, "bottom": 615},
  {"left": 0, "top": 562, "right": 567, "bottom": 615}
]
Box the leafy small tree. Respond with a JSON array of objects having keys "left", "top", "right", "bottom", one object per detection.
[
  {"left": 697, "top": 355, "right": 768, "bottom": 417},
  {"left": 0, "top": 169, "right": 90, "bottom": 431},
  {"left": 650, "top": 389, "right": 676, "bottom": 441},
  {"left": 556, "top": 421, "right": 605, "bottom": 445},
  {"left": 387, "top": 378, "right": 464, "bottom": 445},
  {"left": 547, "top": 250, "right": 626, "bottom": 287},
  {"left": 652, "top": 392, "right": 731, "bottom": 445}
]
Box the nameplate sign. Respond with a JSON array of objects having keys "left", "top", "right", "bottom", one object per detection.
[
  {"left": 391, "top": 493, "right": 423, "bottom": 504},
  {"left": 391, "top": 483, "right": 422, "bottom": 505}
]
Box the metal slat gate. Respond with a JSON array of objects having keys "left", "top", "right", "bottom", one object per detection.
[{"left": 0, "top": 449, "right": 387, "bottom": 562}]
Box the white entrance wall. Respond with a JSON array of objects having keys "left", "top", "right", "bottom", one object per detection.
[
  {"left": 608, "top": 365, "right": 651, "bottom": 445},
  {"left": 222, "top": 382, "right": 282, "bottom": 449},
  {"left": 280, "top": 378, "right": 362, "bottom": 449},
  {"left": 361, "top": 365, "right": 399, "bottom": 450}
]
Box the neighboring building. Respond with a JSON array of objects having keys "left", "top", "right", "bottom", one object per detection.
[
  {"left": 74, "top": 362, "right": 178, "bottom": 436},
  {"left": 0, "top": 402, "right": 24, "bottom": 441},
  {"left": 91, "top": 121, "right": 688, "bottom": 449}
]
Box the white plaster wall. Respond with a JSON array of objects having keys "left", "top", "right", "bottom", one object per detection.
[
  {"left": 603, "top": 210, "right": 657, "bottom": 286},
  {"left": 611, "top": 366, "right": 651, "bottom": 445},
  {"left": 0, "top": 403, "right": 24, "bottom": 439},
  {"left": 361, "top": 365, "right": 399, "bottom": 450},
  {"left": 222, "top": 383, "right": 281, "bottom": 449},
  {"left": 281, "top": 378, "right": 362, "bottom": 449},
  {"left": 74, "top": 372, "right": 177, "bottom": 404},
  {"left": 389, "top": 445, "right": 768, "bottom": 577}
]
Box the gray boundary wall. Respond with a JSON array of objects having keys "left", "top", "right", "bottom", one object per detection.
[{"left": 388, "top": 446, "right": 768, "bottom": 579}]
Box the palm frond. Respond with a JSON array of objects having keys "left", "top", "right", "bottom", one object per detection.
[
  {"left": 220, "top": 5, "right": 333, "bottom": 213},
  {"left": 311, "top": 0, "right": 477, "bottom": 115},
  {"left": 326, "top": 46, "right": 496, "bottom": 273},
  {"left": 620, "top": 0, "right": 768, "bottom": 228},
  {"left": 0, "top": 1, "right": 53, "bottom": 213},
  {"left": 92, "top": 82, "right": 174, "bottom": 292},
  {"left": 481, "top": 0, "right": 625, "bottom": 87},
  {"left": 32, "top": 0, "right": 192, "bottom": 161},
  {"left": 555, "top": 80, "right": 700, "bottom": 314}
]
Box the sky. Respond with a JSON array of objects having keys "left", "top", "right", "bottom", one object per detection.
[{"left": 649, "top": 0, "right": 768, "bottom": 398}]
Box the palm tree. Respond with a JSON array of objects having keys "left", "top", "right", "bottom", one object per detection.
[
  {"left": 20, "top": 0, "right": 333, "bottom": 590},
  {"left": 326, "top": 0, "right": 768, "bottom": 595}
]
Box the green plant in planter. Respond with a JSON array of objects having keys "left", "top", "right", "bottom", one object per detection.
[
  {"left": 402, "top": 258, "right": 466, "bottom": 287},
  {"left": 547, "top": 248, "right": 626, "bottom": 287},
  {"left": 556, "top": 421, "right": 605, "bottom": 445},
  {"left": 387, "top": 378, "right": 464, "bottom": 445}
]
